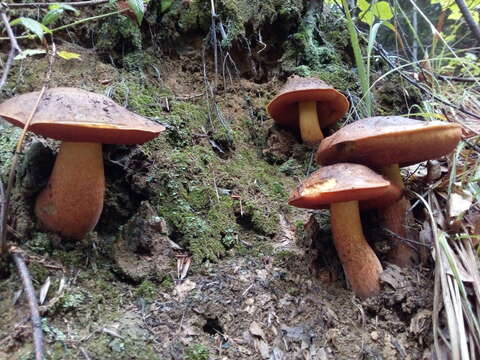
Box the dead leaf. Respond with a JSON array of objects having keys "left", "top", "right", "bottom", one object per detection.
[
  {"left": 39, "top": 276, "right": 51, "bottom": 305},
  {"left": 174, "top": 279, "right": 196, "bottom": 301},
  {"left": 249, "top": 321, "right": 266, "bottom": 339}
]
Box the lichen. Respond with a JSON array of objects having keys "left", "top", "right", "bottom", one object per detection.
[{"left": 0, "top": 126, "right": 21, "bottom": 181}]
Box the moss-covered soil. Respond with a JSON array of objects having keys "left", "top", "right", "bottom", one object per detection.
[{"left": 0, "top": 2, "right": 432, "bottom": 359}]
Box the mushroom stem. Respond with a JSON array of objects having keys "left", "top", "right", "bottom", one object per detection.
[
  {"left": 330, "top": 200, "right": 382, "bottom": 298},
  {"left": 298, "top": 101, "right": 324, "bottom": 146},
  {"left": 379, "top": 164, "right": 418, "bottom": 267},
  {"left": 35, "top": 142, "right": 105, "bottom": 240}
]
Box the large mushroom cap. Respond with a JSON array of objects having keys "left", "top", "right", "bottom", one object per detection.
[
  {"left": 267, "top": 76, "right": 349, "bottom": 129},
  {"left": 288, "top": 163, "right": 402, "bottom": 210},
  {"left": 0, "top": 87, "right": 165, "bottom": 144},
  {"left": 316, "top": 116, "right": 462, "bottom": 167}
]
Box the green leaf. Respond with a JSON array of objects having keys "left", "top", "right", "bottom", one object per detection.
[
  {"left": 372, "top": 1, "right": 393, "bottom": 20},
  {"left": 357, "top": 0, "right": 370, "bottom": 11},
  {"left": 160, "top": 0, "right": 173, "bottom": 13},
  {"left": 57, "top": 50, "right": 81, "bottom": 60},
  {"left": 127, "top": 0, "right": 145, "bottom": 25},
  {"left": 42, "top": 8, "right": 63, "bottom": 25},
  {"left": 14, "top": 49, "right": 46, "bottom": 60},
  {"left": 48, "top": 3, "right": 80, "bottom": 15},
  {"left": 10, "top": 17, "right": 52, "bottom": 40}
]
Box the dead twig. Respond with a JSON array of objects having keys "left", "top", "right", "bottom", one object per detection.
[
  {"left": 0, "top": 5, "right": 22, "bottom": 90},
  {"left": 10, "top": 247, "right": 44, "bottom": 360}
]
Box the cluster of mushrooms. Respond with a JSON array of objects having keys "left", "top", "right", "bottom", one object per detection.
[
  {"left": 0, "top": 88, "right": 165, "bottom": 240},
  {"left": 267, "top": 76, "right": 462, "bottom": 299}
]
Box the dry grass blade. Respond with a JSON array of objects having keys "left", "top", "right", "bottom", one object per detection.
[{"left": 411, "top": 189, "right": 480, "bottom": 360}]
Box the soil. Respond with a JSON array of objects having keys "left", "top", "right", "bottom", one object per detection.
[{"left": 0, "top": 3, "right": 434, "bottom": 359}]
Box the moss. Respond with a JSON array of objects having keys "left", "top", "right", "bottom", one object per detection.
[
  {"left": 135, "top": 280, "right": 158, "bottom": 302},
  {"left": 96, "top": 12, "right": 143, "bottom": 57},
  {"left": 185, "top": 344, "right": 210, "bottom": 360},
  {"left": 280, "top": 3, "right": 358, "bottom": 92},
  {"left": 0, "top": 126, "right": 21, "bottom": 180},
  {"left": 109, "top": 79, "right": 171, "bottom": 118},
  {"left": 159, "top": 0, "right": 303, "bottom": 48}
]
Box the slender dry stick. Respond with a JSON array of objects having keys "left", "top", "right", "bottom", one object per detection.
[
  {"left": 210, "top": 0, "right": 218, "bottom": 89},
  {"left": 7, "top": 0, "right": 109, "bottom": 9},
  {"left": 10, "top": 247, "right": 44, "bottom": 360},
  {"left": 0, "top": 6, "right": 21, "bottom": 89},
  {"left": 454, "top": 0, "right": 480, "bottom": 45}
]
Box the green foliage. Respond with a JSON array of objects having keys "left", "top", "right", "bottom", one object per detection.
[
  {"left": 10, "top": 17, "right": 52, "bottom": 40},
  {"left": 60, "top": 292, "right": 85, "bottom": 310},
  {"left": 42, "top": 3, "right": 80, "bottom": 26},
  {"left": 432, "top": 0, "right": 480, "bottom": 22},
  {"left": 127, "top": 0, "right": 146, "bottom": 24},
  {"left": 96, "top": 14, "right": 143, "bottom": 54},
  {"left": 135, "top": 280, "right": 157, "bottom": 301},
  {"left": 185, "top": 344, "right": 210, "bottom": 360},
  {"left": 357, "top": 0, "right": 394, "bottom": 26}
]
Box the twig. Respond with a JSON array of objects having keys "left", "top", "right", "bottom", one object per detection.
[
  {"left": 454, "top": 0, "right": 480, "bottom": 45},
  {"left": 79, "top": 347, "right": 92, "bottom": 360},
  {"left": 375, "top": 44, "right": 480, "bottom": 121},
  {"left": 0, "top": 9, "right": 126, "bottom": 41},
  {"left": 7, "top": 0, "right": 109, "bottom": 9},
  {"left": 210, "top": 0, "right": 218, "bottom": 89},
  {"left": 0, "top": 5, "right": 22, "bottom": 90},
  {"left": 10, "top": 247, "right": 44, "bottom": 360}
]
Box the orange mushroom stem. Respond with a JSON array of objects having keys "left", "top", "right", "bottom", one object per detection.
[
  {"left": 289, "top": 163, "right": 403, "bottom": 299},
  {"left": 35, "top": 142, "right": 105, "bottom": 240},
  {"left": 379, "top": 164, "right": 417, "bottom": 267},
  {"left": 330, "top": 201, "right": 382, "bottom": 298},
  {"left": 298, "top": 101, "right": 324, "bottom": 146}
]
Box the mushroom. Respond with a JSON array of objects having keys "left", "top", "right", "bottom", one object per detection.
[
  {"left": 267, "top": 75, "right": 349, "bottom": 146},
  {"left": 0, "top": 87, "right": 165, "bottom": 240},
  {"left": 316, "top": 116, "right": 462, "bottom": 267},
  {"left": 288, "top": 163, "right": 402, "bottom": 298}
]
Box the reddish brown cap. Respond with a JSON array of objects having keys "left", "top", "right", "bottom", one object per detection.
[
  {"left": 0, "top": 87, "right": 165, "bottom": 144},
  {"left": 267, "top": 76, "right": 349, "bottom": 129},
  {"left": 288, "top": 163, "right": 402, "bottom": 210},
  {"left": 317, "top": 116, "right": 462, "bottom": 167}
]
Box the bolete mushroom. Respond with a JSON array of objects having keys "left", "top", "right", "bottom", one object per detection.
[
  {"left": 267, "top": 75, "right": 349, "bottom": 146},
  {"left": 0, "top": 87, "right": 165, "bottom": 240},
  {"left": 316, "top": 116, "right": 462, "bottom": 267},
  {"left": 288, "top": 163, "right": 402, "bottom": 298}
]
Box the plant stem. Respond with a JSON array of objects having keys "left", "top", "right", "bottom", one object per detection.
[
  {"left": 0, "top": 9, "right": 125, "bottom": 41},
  {"left": 341, "top": 0, "right": 372, "bottom": 116}
]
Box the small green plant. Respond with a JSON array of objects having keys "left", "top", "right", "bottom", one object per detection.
[
  {"left": 60, "top": 292, "right": 85, "bottom": 310},
  {"left": 135, "top": 280, "right": 157, "bottom": 301},
  {"left": 185, "top": 344, "right": 210, "bottom": 360}
]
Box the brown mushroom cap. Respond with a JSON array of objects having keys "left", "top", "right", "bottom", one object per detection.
[
  {"left": 267, "top": 76, "right": 349, "bottom": 129},
  {"left": 316, "top": 116, "right": 462, "bottom": 167},
  {"left": 288, "top": 163, "right": 402, "bottom": 210},
  {"left": 0, "top": 87, "right": 165, "bottom": 144}
]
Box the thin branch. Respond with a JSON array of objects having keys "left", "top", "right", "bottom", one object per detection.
[
  {"left": 6, "top": 0, "right": 109, "bottom": 9},
  {"left": 375, "top": 44, "right": 480, "bottom": 121},
  {"left": 10, "top": 248, "right": 44, "bottom": 360},
  {"left": 454, "top": 0, "right": 480, "bottom": 45},
  {"left": 0, "top": 7, "right": 21, "bottom": 90}
]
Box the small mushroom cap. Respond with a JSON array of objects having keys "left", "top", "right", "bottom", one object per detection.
[
  {"left": 316, "top": 116, "right": 462, "bottom": 167},
  {"left": 288, "top": 163, "right": 402, "bottom": 210},
  {"left": 0, "top": 87, "right": 165, "bottom": 144},
  {"left": 267, "top": 76, "right": 349, "bottom": 129}
]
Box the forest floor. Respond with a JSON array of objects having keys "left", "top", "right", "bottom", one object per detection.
[{"left": 0, "top": 3, "right": 443, "bottom": 358}]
